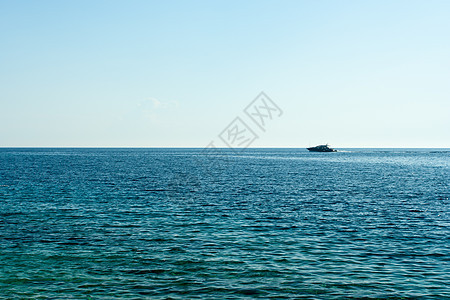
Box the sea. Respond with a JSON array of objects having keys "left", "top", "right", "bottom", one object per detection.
[{"left": 0, "top": 148, "right": 449, "bottom": 299}]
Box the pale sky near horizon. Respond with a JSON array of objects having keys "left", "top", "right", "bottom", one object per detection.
[{"left": 1, "top": 0, "right": 449, "bottom": 148}]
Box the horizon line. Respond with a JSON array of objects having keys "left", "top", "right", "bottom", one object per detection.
[{"left": 0, "top": 146, "right": 449, "bottom": 149}]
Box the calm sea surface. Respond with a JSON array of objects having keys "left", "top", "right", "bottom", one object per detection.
[{"left": 0, "top": 148, "right": 449, "bottom": 299}]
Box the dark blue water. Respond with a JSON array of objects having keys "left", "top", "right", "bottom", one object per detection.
[{"left": 0, "top": 148, "right": 449, "bottom": 299}]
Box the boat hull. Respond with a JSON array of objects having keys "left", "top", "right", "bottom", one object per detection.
[
  {"left": 307, "top": 145, "right": 337, "bottom": 152},
  {"left": 307, "top": 148, "right": 336, "bottom": 152}
]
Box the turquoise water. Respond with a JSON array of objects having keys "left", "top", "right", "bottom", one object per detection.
[{"left": 0, "top": 148, "right": 449, "bottom": 299}]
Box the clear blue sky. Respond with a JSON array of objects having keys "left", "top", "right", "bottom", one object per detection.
[{"left": 1, "top": 0, "right": 449, "bottom": 147}]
